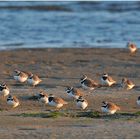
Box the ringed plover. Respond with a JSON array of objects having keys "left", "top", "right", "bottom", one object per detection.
[
  {"left": 101, "top": 101, "right": 120, "bottom": 114},
  {"left": 121, "top": 78, "right": 135, "bottom": 90},
  {"left": 13, "top": 69, "right": 29, "bottom": 83},
  {"left": 48, "top": 94, "right": 68, "bottom": 109},
  {"left": 7, "top": 95, "right": 20, "bottom": 108},
  {"left": 65, "top": 86, "right": 83, "bottom": 99},
  {"left": 80, "top": 75, "right": 98, "bottom": 90},
  {"left": 101, "top": 73, "right": 116, "bottom": 86},
  {"left": 76, "top": 96, "right": 88, "bottom": 110},
  {"left": 27, "top": 73, "right": 42, "bottom": 87},
  {"left": 0, "top": 82, "right": 10, "bottom": 97}
]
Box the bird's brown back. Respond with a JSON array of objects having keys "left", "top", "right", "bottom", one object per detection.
[{"left": 53, "top": 97, "right": 67, "bottom": 104}]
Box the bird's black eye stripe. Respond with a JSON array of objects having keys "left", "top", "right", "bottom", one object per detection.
[
  {"left": 67, "top": 90, "right": 71, "bottom": 93},
  {"left": 0, "top": 86, "right": 4, "bottom": 91},
  {"left": 77, "top": 99, "right": 84, "bottom": 102},
  {"left": 48, "top": 97, "right": 53, "bottom": 102},
  {"left": 102, "top": 105, "right": 107, "bottom": 108}
]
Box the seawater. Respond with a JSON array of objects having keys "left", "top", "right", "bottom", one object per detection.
[{"left": 0, "top": 1, "right": 140, "bottom": 50}]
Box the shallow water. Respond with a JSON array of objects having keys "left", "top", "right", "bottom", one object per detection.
[{"left": 0, "top": 1, "right": 140, "bottom": 49}]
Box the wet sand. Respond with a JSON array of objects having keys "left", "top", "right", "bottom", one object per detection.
[{"left": 0, "top": 48, "right": 140, "bottom": 139}]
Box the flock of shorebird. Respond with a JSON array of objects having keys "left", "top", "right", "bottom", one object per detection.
[{"left": 0, "top": 42, "right": 139, "bottom": 115}]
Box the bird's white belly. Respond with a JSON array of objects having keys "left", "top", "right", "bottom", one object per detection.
[
  {"left": 67, "top": 91, "right": 74, "bottom": 98},
  {"left": 101, "top": 78, "right": 114, "bottom": 86},
  {"left": 14, "top": 76, "right": 27, "bottom": 82},
  {"left": 81, "top": 83, "right": 94, "bottom": 90},
  {"left": 1, "top": 89, "right": 9, "bottom": 96},
  {"left": 27, "top": 79, "right": 33, "bottom": 84},
  {"left": 7, "top": 100, "right": 14, "bottom": 106},
  {"left": 67, "top": 91, "right": 79, "bottom": 99},
  {"left": 137, "top": 100, "right": 140, "bottom": 105},
  {"left": 101, "top": 78, "right": 108, "bottom": 85},
  {"left": 39, "top": 97, "right": 48, "bottom": 104},
  {"left": 49, "top": 101, "right": 63, "bottom": 108},
  {"left": 77, "top": 102, "right": 87, "bottom": 109},
  {"left": 101, "top": 107, "right": 109, "bottom": 113},
  {"left": 27, "top": 79, "right": 39, "bottom": 86}
]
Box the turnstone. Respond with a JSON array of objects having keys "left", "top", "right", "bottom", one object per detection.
[
  {"left": 127, "top": 42, "right": 137, "bottom": 54},
  {"left": 76, "top": 96, "right": 88, "bottom": 110},
  {"left": 101, "top": 101, "right": 120, "bottom": 114},
  {"left": 48, "top": 94, "right": 68, "bottom": 109},
  {"left": 136, "top": 96, "right": 140, "bottom": 106},
  {"left": 121, "top": 78, "right": 135, "bottom": 90},
  {"left": 65, "top": 86, "right": 83, "bottom": 99},
  {"left": 7, "top": 95, "right": 20, "bottom": 108},
  {"left": 0, "top": 82, "right": 10, "bottom": 97},
  {"left": 27, "top": 73, "right": 42, "bottom": 87},
  {"left": 101, "top": 73, "right": 116, "bottom": 86},
  {"left": 13, "top": 69, "right": 29, "bottom": 83},
  {"left": 80, "top": 75, "right": 98, "bottom": 90}
]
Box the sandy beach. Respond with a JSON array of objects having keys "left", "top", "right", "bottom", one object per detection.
[{"left": 0, "top": 48, "right": 140, "bottom": 139}]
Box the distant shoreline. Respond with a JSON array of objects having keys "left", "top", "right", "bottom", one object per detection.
[{"left": 0, "top": 46, "right": 128, "bottom": 52}]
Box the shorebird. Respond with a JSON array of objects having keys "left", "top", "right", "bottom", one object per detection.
[
  {"left": 100, "top": 73, "right": 116, "bottom": 86},
  {"left": 13, "top": 69, "right": 29, "bottom": 83},
  {"left": 7, "top": 95, "right": 20, "bottom": 108},
  {"left": 80, "top": 75, "right": 99, "bottom": 90},
  {"left": 48, "top": 94, "right": 68, "bottom": 109},
  {"left": 37, "top": 91, "right": 48, "bottom": 111},
  {"left": 27, "top": 73, "right": 42, "bottom": 87},
  {"left": 136, "top": 96, "right": 140, "bottom": 106},
  {"left": 37, "top": 91, "right": 48, "bottom": 104},
  {"left": 65, "top": 86, "right": 83, "bottom": 99},
  {"left": 0, "top": 82, "right": 10, "bottom": 97},
  {"left": 127, "top": 42, "right": 137, "bottom": 55},
  {"left": 76, "top": 96, "right": 88, "bottom": 110},
  {"left": 101, "top": 101, "right": 120, "bottom": 114},
  {"left": 121, "top": 78, "right": 135, "bottom": 90}
]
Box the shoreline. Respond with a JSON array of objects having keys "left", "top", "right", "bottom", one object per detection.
[{"left": 0, "top": 43, "right": 127, "bottom": 51}]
